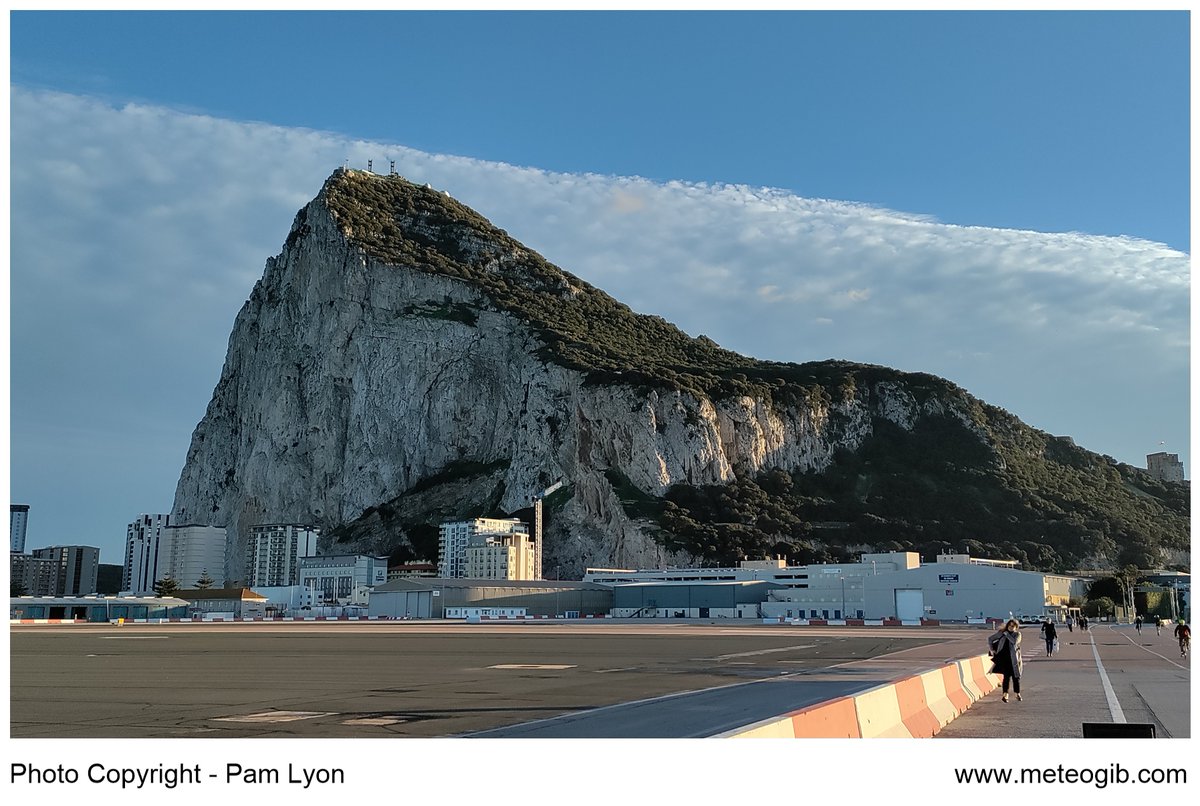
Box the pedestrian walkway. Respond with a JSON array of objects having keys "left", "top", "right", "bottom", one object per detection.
[{"left": 936, "top": 624, "right": 1189, "bottom": 738}]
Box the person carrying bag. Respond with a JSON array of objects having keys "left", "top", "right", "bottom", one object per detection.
[{"left": 989, "top": 618, "right": 1024, "bottom": 702}]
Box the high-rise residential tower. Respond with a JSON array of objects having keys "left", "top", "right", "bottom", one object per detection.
[
  {"left": 123, "top": 514, "right": 170, "bottom": 594},
  {"left": 10, "top": 504, "right": 30, "bottom": 553},
  {"left": 438, "top": 518, "right": 529, "bottom": 578},
  {"left": 159, "top": 525, "right": 228, "bottom": 588},
  {"left": 31, "top": 545, "right": 100, "bottom": 596},
  {"left": 245, "top": 524, "right": 320, "bottom": 587}
]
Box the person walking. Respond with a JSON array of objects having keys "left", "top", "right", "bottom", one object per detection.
[
  {"left": 1067, "top": 616, "right": 1074, "bottom": 633},
  {"left": 1156, "top": 616, "right": 1163, "bottom": 636},
  {"left": 1135, "top": 614, "right": 1143, "bottom": 634},
  {"left": 989, "top": 618, "right": 1024, "bottom": 702},
  {"left": 1040, "top": 618, "right": 1058, "bottom": 657}
]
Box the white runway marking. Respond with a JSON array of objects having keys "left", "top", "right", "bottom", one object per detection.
[
  {"left": 100, "top": 635, "right": 169, "bottom": 639},
  {"left": 489, "top": 664, "right": 576, "bottom": 670},
  {"left": 214, "top": 710, "right": 333, "bottom": 723},
  {"left": 1089, "top": 632, "right": 1126, "bottom": 723},
  {"left": 342, "top": 717, "right": 406, "bottom": 726},
  {"left": 709, "top": 644, "right": 815, "bottom": 661}
]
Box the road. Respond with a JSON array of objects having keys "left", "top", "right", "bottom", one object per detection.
[
  {"left": 935, "top": 622, "right": 1190, "bottom": 739},
  {"left": 10, "top": 620, "right": 963, "bottom": 738}
]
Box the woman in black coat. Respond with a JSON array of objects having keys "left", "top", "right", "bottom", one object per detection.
[{"left": 989, "top": 619, "right": 1024, "bottom": 702}]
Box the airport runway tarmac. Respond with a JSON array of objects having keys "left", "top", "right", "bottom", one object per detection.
[{"left": 10, "top": 621, "right": 973, "bottom": 738}]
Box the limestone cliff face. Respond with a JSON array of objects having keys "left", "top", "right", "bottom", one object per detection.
[{"left": 171, "top": 170, "right": 987, "bottom": 581}]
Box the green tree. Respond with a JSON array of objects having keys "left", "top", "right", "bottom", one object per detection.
[
  {"left": 11, "top": 579, "right": 28, "bottom": 597},
  {"left": 153, "top": 575, "right": 180, "bottom": 597},
  {"left": 195, "top": 570, "right": 215, "bottom": 590},
  {"left": 1084, "top": 596, "right": 1115, "bottom": 618}
]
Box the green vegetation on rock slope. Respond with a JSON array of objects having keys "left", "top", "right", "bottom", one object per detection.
[{"left": 317, "top": 170, "right": 1188, "bottom": 572}]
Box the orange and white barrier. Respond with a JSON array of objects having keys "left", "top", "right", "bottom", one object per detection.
[{"left": 720, "top": 652, "right": 1001, "bottom": 738}]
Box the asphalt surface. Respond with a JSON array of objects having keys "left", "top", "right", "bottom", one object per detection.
[
  {"left": 10, "top": 620, "right": 969, "bottom": 738},
  {"left": 936, "top": 622, "right": 1190, "bottom": 739}
]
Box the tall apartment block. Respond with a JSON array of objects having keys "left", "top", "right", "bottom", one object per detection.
[
  {"left": 438, "top": 518, "right": 529, "bottom": 578},
  {"left": 10, "top": 552, "right": 57, "bottom": 596},
  {"left": 10, "top": 504, "right": 30, "bottom": 552},
  {"left": 1146, "top": 452, "right": 1185, "bottom": 484},
  {"left": 245, "top": 524, "right": 320, "bottom": 586},
  {"left": 123, "top": 514, "right": 170, "bottom": 594},
  {"left": 464, "top": 531, "right": 538, "bottom": 580},
  {"left": 160, "top": 525, "right": 228, "bottom": 588},
  {"left": 31, "top": 545, "right": 100, "bottom": 596}
]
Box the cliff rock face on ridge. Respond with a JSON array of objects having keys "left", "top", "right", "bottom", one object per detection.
[{"left": 171, "top": 170, "right": 1188, "bottom": 581}]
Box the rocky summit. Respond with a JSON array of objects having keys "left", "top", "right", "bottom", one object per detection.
[{"left": 171, "top": 169, "right": 1188, "bottom": 583}]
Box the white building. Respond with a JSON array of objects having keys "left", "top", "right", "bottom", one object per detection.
[
  {"left": 1146, "top": 452, "right": 1185, "bottom": 483},
  {"left": 438, "top": 518, "right": 529, "bottom": 578},
  {"left": 589, "top": 551, "right": 1088, "bottom": 622},
  {"left": 298, "top": 554, "right": 387, "bottom": 605},
  {"left": 861, "top": 559, "right": 1089, "bottom": 622},
  {"left": 123, "top": 513, "right": 170, "bottom": 594},
  {"left": 245, "top": 524, "right": 320, "bottom": 587},
  {"left": 10, "top": 504, "right": 29, "bottom": 553},
  {"left": 464, "top": 532, "right": 538, "bottom": 580},
  {"left": 158, "top": 525, "right": 227, "bottom": 589}
]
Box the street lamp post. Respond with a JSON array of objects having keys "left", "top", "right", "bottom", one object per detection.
[
  {"left": 555, "top": 565, "right": 561, "bottom": 619},
  {"left": 840, "top": 576, "right": 846, "bottom": 619}
]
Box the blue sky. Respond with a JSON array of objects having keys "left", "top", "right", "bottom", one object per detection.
[{"left": 6, "top": 10, "right": 1191, "bottom": 568}]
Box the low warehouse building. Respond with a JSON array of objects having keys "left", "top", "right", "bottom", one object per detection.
[
  {"left": 368, "top": 578, "right": 613, "bottom": 619},
  {"left": 862, "top": 562, "right": 1088, "bottom": 622},
  {"left": 612, "top": 580, "right": 783, "bottom": 618},
  {"left": 10, "top": 594, "right": 189, "bottom": 622}
]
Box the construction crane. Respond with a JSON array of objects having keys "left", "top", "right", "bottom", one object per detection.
[{"left": 532, "top": 481, "right": 564, "bottom": 580}]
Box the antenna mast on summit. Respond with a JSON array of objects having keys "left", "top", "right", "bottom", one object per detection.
[
  {"left": 367, "top": 159, "right": 373, "bottom": 173},
  {"left": 389, "top": 160, "right": 396, "bottom": 176}
]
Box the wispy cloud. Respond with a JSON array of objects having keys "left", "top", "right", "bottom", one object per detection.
[{"left": 9, "top": 87, "right": 1189, "bottom": 559}]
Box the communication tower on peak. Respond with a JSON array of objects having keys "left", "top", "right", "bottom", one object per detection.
[
  {"left": 389, "top": 160, "right": 396, "bottom": 176},
  {"left": 367, "top": 159, "right": 373, "bottom": 173}
]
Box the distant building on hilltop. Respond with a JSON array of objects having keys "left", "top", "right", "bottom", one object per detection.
[
  {"left": 1146, "top": 452, "right": 1185, "bottom": 483},
  {"left": 123, "top": 513, "right": 170, "bottom": 594},
  {"left": 10, "top": 504, "right": 29, "bottom": 553},
  {"left": 438, "top": 518, "right": 529, "bottom": 578}
]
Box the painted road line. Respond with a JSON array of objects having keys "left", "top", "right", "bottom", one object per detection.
[
  {"left": 1110, "top": 625, "right": 1189, "bottom": 671},
  {"left": 100, "top": 635, "right": 169, "bottom": 639},
  {"left": 1089, "top": 631, "right": 1126, "bottom": 723}
]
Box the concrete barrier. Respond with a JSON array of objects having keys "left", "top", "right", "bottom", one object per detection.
[{"left": 720, "top": 652, "right": 1001, "bottom": 739}]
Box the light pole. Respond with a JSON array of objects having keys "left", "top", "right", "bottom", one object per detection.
[
  {"left": 840, "top": 575, "right": 846, "bottom": 619},
  {"left": 555, "top": 565, "right": 561, "bottom": 619}
]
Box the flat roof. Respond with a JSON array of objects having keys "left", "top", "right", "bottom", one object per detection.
[
  {"left": 11, "top": 595, "right": 189, "bottom": 606},
  {"left": 373, "top": 577, "right": 611, "bottom": 593}
]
